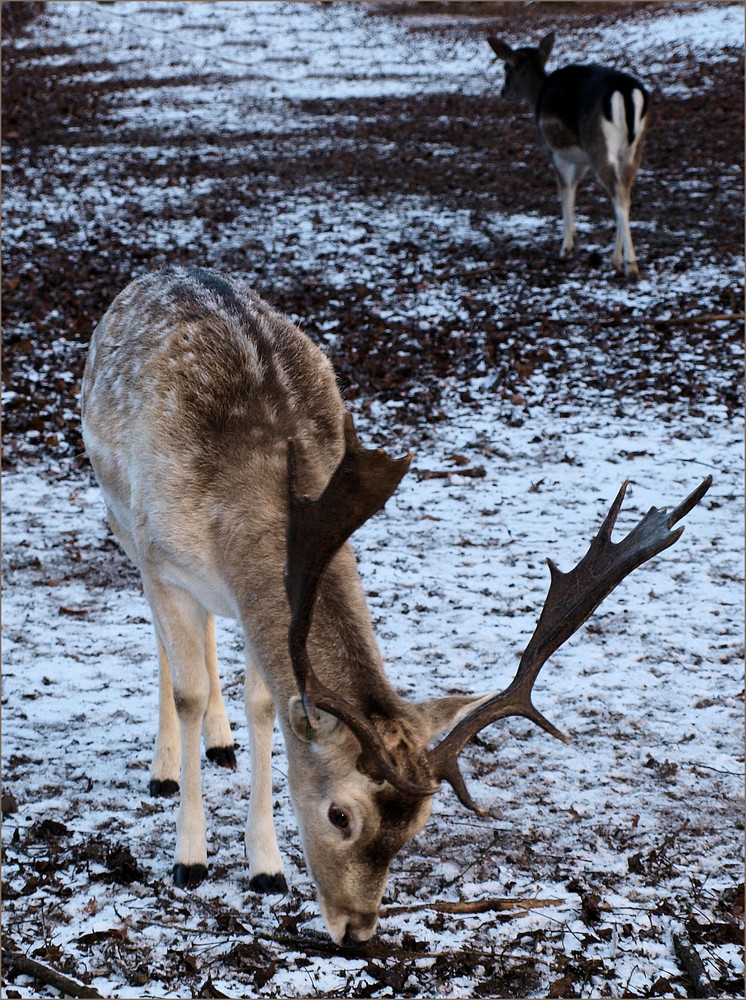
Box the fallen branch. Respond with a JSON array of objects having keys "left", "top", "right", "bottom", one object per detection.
[
  {"left": 443, "top": 262, "right": 501, "bottom": 280},
  {"left": 380, "top": 896, "right": 563, "bottom": 917},
  {"left": 672, "top": 932, "right": 718, "bottom": 998},
  {"left": 492, "top": 311, "right": 744, "bottom": 330},
  {"left": 2, "top": 948, "right": 104, "bottom": 999},
  {"left": 651, "top": 312, "right": 744, "bottom": 327}
]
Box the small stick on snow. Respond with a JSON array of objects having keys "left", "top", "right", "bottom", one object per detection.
[{"left": 502, "top": 311, "right": 744, "bottom": 329}]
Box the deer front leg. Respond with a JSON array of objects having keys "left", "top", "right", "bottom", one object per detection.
[
  {"left": 202, "top": 613, "right": 237, "bottom": 770},
  {"left": 244, "top": 655, "right": 287, "bottom": 894},
  {"left": 144, "top": 573, "right": 210, "bottom": 888},
  {"left": 552, "top": 152, "right": 588, "bottom": 260}
]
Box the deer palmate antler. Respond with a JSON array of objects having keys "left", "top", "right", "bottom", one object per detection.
[
  {"left": 427, "top": 475, "right": 713, "bottom": 812},
  {"left": 285, "top": 412, "right": 438, "bottom": 796}
]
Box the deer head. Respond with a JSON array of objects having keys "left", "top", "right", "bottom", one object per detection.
[
  {"left": 488, "top": 32, "right": 555, "bottom": 107},
  {"left": 284, "top": 413, "right": 711, "bottom": 942}
]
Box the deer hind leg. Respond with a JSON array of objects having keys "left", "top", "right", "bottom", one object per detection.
[
  {"left": 600, "top": 93, "right": 645, "bottom": 279},
  {"left": 611, "top": 184, "right": 638, "bottom": 278},
  {"left": 598, "top": 159, "right": 639, "bottom": 279},
  {"left": 150, "top": 613, "right": 235, "bottom": 794},
  {"left": 202, "top": 613, "right": 237, "bottom": 770},
  {"left": 244, "top": 655, "right": 287, "bottom": 894},
  {"left": 143, "top": 572, "right": 211, "bottom": 888},
  {"left": 106, "top": 503, "right": 181, "bottom": 800},
  {"left": 613, "top": 134, "right": 645, "bottom": 279}
]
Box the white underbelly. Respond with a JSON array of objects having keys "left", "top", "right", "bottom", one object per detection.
[
  {"left": 158, "top": 557, "right": 240, "bottom": 620},
  {"left": 553, "top": 145, "right": 591, "bottom": 169}
]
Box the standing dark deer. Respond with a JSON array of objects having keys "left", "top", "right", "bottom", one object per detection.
[
  {"left": 488, "top": 32, "right": 649, "bottom": 278},
  {"left": 81, "top": 267, "right": 709, "bottom": 945}
]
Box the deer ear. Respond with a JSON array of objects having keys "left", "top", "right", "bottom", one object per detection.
[
  {"left": 539, "top": 32, "right": 555, "bottom": 62},
  {"left": 416, "top": 694, "right": 494, "bottom": 743},
  {"left": 288, "top": 695, "right": 342, "bottom": 745},
  {"left": 488, "top": 36, "right": 515, "bottom": 64}
]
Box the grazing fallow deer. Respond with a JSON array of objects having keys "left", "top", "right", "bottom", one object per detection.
[
  {"left": 488, "top": 32, "right": 649, "bottom": 278},
  {"left": 81, "top": 267, "right": 709, "bottom": 945}
]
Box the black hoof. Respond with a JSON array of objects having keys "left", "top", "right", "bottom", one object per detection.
[
  {"left": 206, "top": 745, "right": 237, "bottom": 770},
  {"left": 173, "top": 863, "right": 208, "bottom": 889},
  {"left": 149, "top": 778, "right": 179, "bottom": 798},
  {"left": 250, "top": 872, "right": 288, "bottom": 895}
]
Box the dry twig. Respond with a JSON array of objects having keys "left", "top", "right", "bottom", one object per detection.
[
  {"left": 380, "top": 896, "right": 563, "bottom": 917},
  {"left": 496, "top": 311, "right": 744, "bottom": 330}
]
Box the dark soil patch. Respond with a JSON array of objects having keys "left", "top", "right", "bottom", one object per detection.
[{"left": 2, "top": 3, "right": 743, "bottom": 469}]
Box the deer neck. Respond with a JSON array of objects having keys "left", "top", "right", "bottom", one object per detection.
[
  {"left": 225, "top": 519, "right": 401, "bottom": 719},
  {"left": 194, "top": 444, "right": 405, "bottom": 720},
  {"left": 527, "top": 71, "right": 548, "bottom": 116}
]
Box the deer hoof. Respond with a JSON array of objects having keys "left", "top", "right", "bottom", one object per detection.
[
  {"left": 149, "top": 778, "right": 179, "bottom": 798},
  {"left": 173, "top": 863, "right": 208, "bottom": 889},
  {"left": 206, "top": 744, "right": 237, "bottom": 770},
  {"left": 250, "top": 872, "right": 288, "bottom": 895}
]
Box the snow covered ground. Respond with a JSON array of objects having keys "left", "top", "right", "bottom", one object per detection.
[
  {"left": 3, "top": 389, "right": 743, "bottom": 998},
  {"left": 2, "top": 2, "right": 743, "bottom": 998}
]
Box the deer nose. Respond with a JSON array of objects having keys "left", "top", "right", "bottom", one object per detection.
[{"left": 341, "top": 912, "right": 379, "bottom": 946}]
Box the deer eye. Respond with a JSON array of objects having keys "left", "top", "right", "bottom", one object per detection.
[{"left": 328, "top": 805, "right": 350, "bottom": 832}]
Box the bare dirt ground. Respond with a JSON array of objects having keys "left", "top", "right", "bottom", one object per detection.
[{"left": 1, "top": 2, "right": 744, "bottom": 998}]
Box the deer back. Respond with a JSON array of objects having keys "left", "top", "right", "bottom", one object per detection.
[
  {"left": 538, "top": 64, "right": 648, "bottom": 162},
  {"left": 83, "top": 268, "right": 344, "bottom": 610}
]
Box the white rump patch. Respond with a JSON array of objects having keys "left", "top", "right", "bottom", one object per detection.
[
  {"left": 631, "top": 87, "right": 646, "bottom": 142},
  {"left": 602, "top": 91, "right": 628, "bottom": 171},
  {"left": 602, "top": 89, "right": 647, "bottom": 169}
]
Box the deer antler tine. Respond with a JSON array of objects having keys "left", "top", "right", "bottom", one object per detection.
[
  {"left": 545, "top": 557, "right": 564, "bottom": 583},
  {"left": 597, "top": 479, "right": 629, "bottom": 543},
  {"left": 667, "top": 475, "right": 712, "bottom": 528},
  {"left": 439, "top": 756, "right": 487, "bottom": 816},
  {"left": 522, "top": 701, "right": 570, "bottom": 745},
  {"left": 427, "top": 689, "right": 571, "bottom": 812}
]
